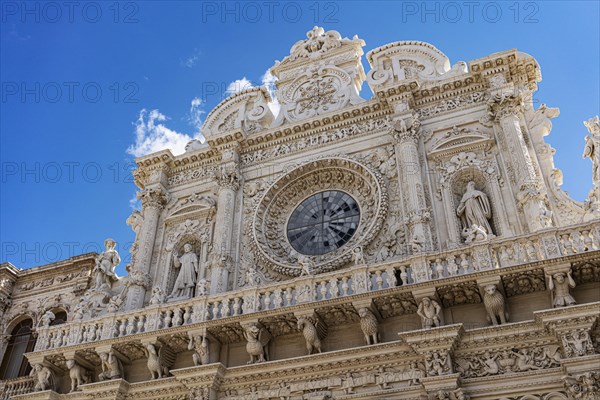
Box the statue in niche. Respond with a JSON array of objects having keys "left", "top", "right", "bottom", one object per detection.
[
  {"left": 168, "top": 243, "right": 199, "bottom": 300},
  {"left": 93, "top": 238, "right": 120, "bottom": 291},
  {"left": 457, "top": 181, "right": 493, "bottom": 243},
  {"left": 548, "top": 271, "right": 576, "bottom": 307}
]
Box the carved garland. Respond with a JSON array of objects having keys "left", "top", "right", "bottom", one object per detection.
[{"left": 252, "top": 156, "right": 388, "bottom": 279}]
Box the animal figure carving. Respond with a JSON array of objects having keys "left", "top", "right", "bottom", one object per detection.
[
  {"left": 358, "top": 307, "right": 380, "bottom": 345},
  {"left": 243, "top": 323, "right": 271, "bottom": 364},
  {"left": 297, "top": 316, "right": 328, "bottom": 354},
  {"left": 66, "top": 359, "right": 90, "bottom": 392},
  {"left": 482, "top": 284, "right": 508, "bottom": 325},
  {"left": 146, "top": 343, "right": 176, "bottom": 379}
]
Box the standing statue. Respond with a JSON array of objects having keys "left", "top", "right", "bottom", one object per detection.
[
  {"left": 352, "top": 247, "right": 366, "bottom": 265},
  {"left": 583, "top": 116, "right": 600, "bottom": 186},
  {"left": 98, "top": 351, "right": 123, "bottom": 381},
  {"left": 417, "top": 297, "right": 442, "bottom": 329},
  {"left": 30, "top": 364, "right": 55, "bottom": 392},
  {"left": 548, "top": 271, "right": 577, "bottom": 307},
  {"left": 457, "top": 181, "right": 493, "bottom": 241},
  {"left": 297, "top": 316, "right": 328, "bottom": 355},
  {"left": 243, "top": 322, "right": 271, "bottom": 364},
  {"left": 357, "top": 307, "right": 380, "bottom": 345},
  {"left": 298, "top": 254, "right": 315, "bottom": 276},
  {"left": 93, "top": 238, "right": 120, "bottom": 291},
  {"left": 482, "top": 284, "right": 508, "bottom": 326},
  {"left": 40, "top": 310, "right": 55, "bottom": 327},
  {"left": 169, "top": 243, "right": 199, "bottom": 299},
  {"left": 188, "top": 333, "right": 210, "bottom": 366},
  {"left": 66, "top": 359, "right": 90, "bottom": 392}
]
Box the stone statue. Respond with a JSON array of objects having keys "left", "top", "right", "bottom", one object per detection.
[
  {"left": 40, "top": 310, "right": 55, "bottom": 327},
  {"left": 482, "top": 284, "right": 508, "bottom": 325},
  {"left": 357, "top": 307, "right": 379, "bottom": 345},
  {"left": 149, "top": 286, "right": 166, "bottom": 305},
  {"left": 548, "top": 271, "right": 576, "bottom": 307},
  {"left": 243, "top": 322, "right": 271, "bottom": 364},
  {"left": 30, "top": 364, "right": 54, "bottom": 392},
  {"left": 426, "top": 351, "right": 451, "bottom": 376},
  {"left": 297, "top": 316, "right": 328, "bottom": 354},
  {"left": 98, "top": 351, "right": 123, "bottom": 381},
  {"left": 351, "top": 246, "right": 365, "bottom": 265},
  {"left": 146, "top": 343, "right": 175, "bottom": 379},
  {"left": 196, "top": 278, "right": 209, "bottom": 296},
  {"left": 245, "top": 266, "right": 260, "bottom": 287},
  {"left": 583, "top": 116, "right": 600, "bottom": 186},
  {"left": 298, "top": 254, "right": 315, "bottom": 276},
  {"left": 66, "top": 359, "right": 90, "bottom": 392},
  {"left": 417, "top": 297, "right": 442, "bottom": 329},
  {"left": 169, "top": 243, "right": 199, "bottom": 299},
  {"left": 188, "top": 333, "right": 210, "bottom": 366},
  {"left": 93, "top": 238, "right": 120, "bottom": 291},
  {"left": 457, "top": 181, "right": 493, "bottom": 242}
]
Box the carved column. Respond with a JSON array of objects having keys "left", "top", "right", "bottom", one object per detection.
[
  {"left": 125, "top": 185, "right": 167, "bottom": 310},
  {"left": 392, "top": 112, "right": 432, "bottom": 253},
  {"left": 210, "top": 146, "right": 241, "bottom": 295},
  {"left": 489, "top": 95, "right": 549, "bottom": 232}
]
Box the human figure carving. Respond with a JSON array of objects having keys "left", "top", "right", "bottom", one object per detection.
[
  {"left": 351, "top": 246, "right": 365, "bottom": 265},
  {"left": 298, "top": 254, "right": 315, "bottom": 276},
  {"left": 149, "top": 286, "right": 166, "bottom": 305},
  {"left": 357, "top": 307, "right": 379, "bottom": 345},
  {"left": 188, "top": 333, "right": 210, "bottom": 366},
  {"left": 98, "top": 351, "right": 123, "bottom": 381},
  {"left": 426, "top": 351, "right": 450, "bottom": 376},
  {"left": 457, "top": 181, "right": 493, "bottom": 241},
  {"left": 66, "top": 359, "right": 89, "bottom": 392},
  {"left": 583, "top": 116, "right": 599, "bottom": 185},
  {"left": 297, "top": 316, "right": 327, "bottom": 354},
  {"left": 417, "top": 297, "right": 442, "bottom": 329},
  {"left": 30, "top": 364, "right": 54, "bottom": 391},
  {"left": 548, "top": 271, "right": 576, "bottom": 307},
  {"left": 169, "top": 243, "right": 199, "bottom": 299},
  {"left": 482, "top": 284, "right": 508, "bottom": 325},
  {"left": 40, "top": 310, "right": 55, "bottom": 327},
  {"left": 93, "top": 238, "right": 120, "bottom": 291}
]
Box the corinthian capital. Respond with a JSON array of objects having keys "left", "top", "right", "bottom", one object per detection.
[
  {"left": 214, "top": 164, "right": 241, "bottom": 192},
  {"left": 138, "top": 187, "right": 168, "bottom": 210},
  {"left": 487, "top": 94, "right": 524, "bottom": 121},
  {"left": 392, "top": 114, "right": 421, "bottom": 144}
]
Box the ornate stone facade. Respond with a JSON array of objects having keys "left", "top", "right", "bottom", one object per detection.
[{"left": 0, "top": 28, "right": 598, "bottom": 400}]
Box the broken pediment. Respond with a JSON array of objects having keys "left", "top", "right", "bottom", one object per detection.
[
  {"left": 367, "top": 41, "right": 468, "bottom": 90},
  {"left": 270, "top": 26, "right": 366, "bottom": 126},
  {"left": 428, "top": 125, "right": 494, "bottom": 159},
  {"left": 166, "top": 192, "right": 216, "bottom": 221}
]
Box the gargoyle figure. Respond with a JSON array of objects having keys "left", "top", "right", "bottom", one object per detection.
[
  {"left": 243, "top": 322, "right": 271, "bottom": 364},
  {"left": 146, "top": 343, "right": 176, "bottom": 379},
  {"left": 297, "top": 316, "right": 328, "bottom": 354}
]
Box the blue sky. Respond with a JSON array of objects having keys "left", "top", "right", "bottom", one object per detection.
[{"left": 1, "top": 1, "right": 599, "bottom": 272}]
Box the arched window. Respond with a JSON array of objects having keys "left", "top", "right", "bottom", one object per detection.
[
  {"left": 0, "top": 319, "right": 36, "bottom": 379},
  {"left": 50, "top": 311, "right": 67, "bottom": 326}
]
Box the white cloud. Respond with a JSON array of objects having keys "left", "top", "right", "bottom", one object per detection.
[
  {"left": 127, "top": 99, "right": 206, "bottom": 157},
  {"left": 225, "top": 77, "right": 254, "bottom": 95},
  {"left": 181, "top": 48, "right": 201, "bottom": 68},
  {"left": 129, "top": 193, "right": 141, "bottom": 210}
]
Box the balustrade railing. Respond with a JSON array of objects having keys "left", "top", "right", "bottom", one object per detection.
[
  {"left": 34, "top": 222, "right": 599, "bottom": 351},
  {"left": 0, "top": 376, "right": 34, "bottom": 400}
]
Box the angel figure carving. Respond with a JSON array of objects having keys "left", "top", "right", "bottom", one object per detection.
[
  {"left": 297, "top": 316, "right": 328, "bottom": 354},
  {"left": 169, "top": 243, "right": 199, "bottom": 300},
  {"left": 146, "top": 343, "right": 176, "bottom": 379},
  {"left": 457, "top": 181, "right": 493, "bottom": 241},
  {"left": 93, "top": 238, "right": 120, "bottom": 291},
  {"left": 243, "top": 322, "right": 271, "bottom": 364}
]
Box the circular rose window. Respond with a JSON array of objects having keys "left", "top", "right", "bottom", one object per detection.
[{"left": 287, "top": 191, "right": 360, "bottom": 256}]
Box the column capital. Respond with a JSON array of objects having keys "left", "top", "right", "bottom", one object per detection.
[
  {"left": 138, "top": 186, "right": 168, "bottom": 210},
  {"left": 392, "top": 112, "right": 421, "bottom": 145},
  {"left": 487, "top": 94, "right": 524, "bottom": 121}
]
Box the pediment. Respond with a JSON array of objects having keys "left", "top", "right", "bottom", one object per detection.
[
  {"left": 428, "top": 126, "right": 493, "bottom": 159},
  {"left": 166, "top": 193, "right": 216, "bottom": 221}
]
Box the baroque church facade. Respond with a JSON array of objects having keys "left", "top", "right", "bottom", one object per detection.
[{"left": 0, "top": 27, "right": 599, "bottom": 400}]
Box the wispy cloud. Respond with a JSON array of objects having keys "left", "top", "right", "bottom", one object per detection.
[
  {"left": 181, "top": 48, "right": 201, "bottom": 68},
  {"left": 127, "top": 98, "right": 206, "bottom": 157},
  {"left": 129, "top": 193, "right": 141, "bottom": 210}
]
